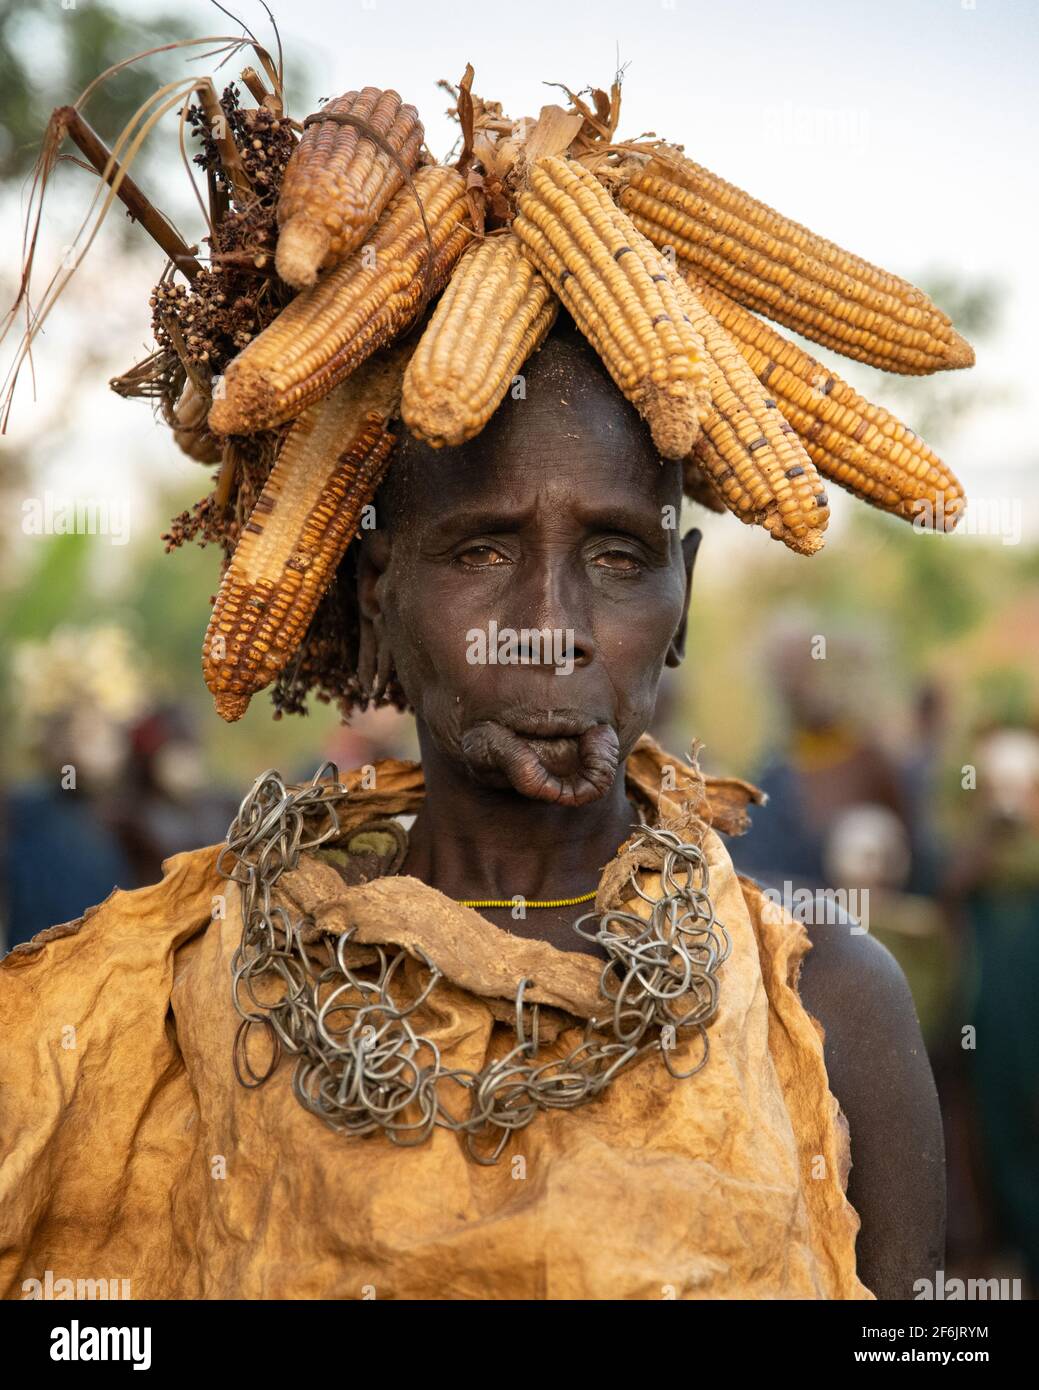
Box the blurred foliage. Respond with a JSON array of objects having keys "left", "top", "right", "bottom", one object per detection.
[
  {"left": 0, "top": 529, "right": 91, "bottom": 640},
  {"left": 0, "top": 1, "right": 304, "bottom": 229},
  {"left": 0, "top": 473, "right": 344, "bottom": 785},
  {"left": 0, "top": 0, "right": 190, "bottom": 183},
  {"left": 972, "top": 667, "right": 1036, "bottom": 730}
]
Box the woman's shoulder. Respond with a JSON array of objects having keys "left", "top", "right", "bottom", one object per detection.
[{"left": 787, "top": 900, "right": 946, "bottom": 1299}]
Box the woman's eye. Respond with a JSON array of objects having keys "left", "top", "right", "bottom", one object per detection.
[
  {"left": 592, "top": 549, "right": 642, "bottom": 572},
  {"left": 458, "top": 545, "right": 508, "bottom": 567}
]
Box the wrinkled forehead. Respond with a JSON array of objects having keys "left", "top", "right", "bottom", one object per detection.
[{"left": 386, "top": 320, "right": 683, "bottom": 529}]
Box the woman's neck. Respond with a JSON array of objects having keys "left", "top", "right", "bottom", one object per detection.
[{"left": 402, "top": 722, "right": 637, "bottom": 903}]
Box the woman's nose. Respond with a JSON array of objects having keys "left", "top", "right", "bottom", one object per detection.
[{"left": 506, "top": 552, "right": 594, "bottom": 670}]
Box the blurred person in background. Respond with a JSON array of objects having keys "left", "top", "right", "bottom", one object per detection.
[
  {"left": 733, "top": 619, "right": 922, "bottom": 897},
  {"left": 733, "top": 622, "right": 961, "bottom": 1109},
  {"left": 314, "top": 701, "right": 417, "bottom": 784},
  {"left": 943, "top": 721, "right": 1039, "bottom": 1290},
  {"left": 1, "top": 626, "right": 144, "bottom": 952},
  {"left": 900, "top": 680, "right": 950, "bottom": 898},
  {"left": 107, "top": 704, "right": 239, "bottom": 886},
  {"left": 0, "top": 629, "right": 238, "bottom": 952}
]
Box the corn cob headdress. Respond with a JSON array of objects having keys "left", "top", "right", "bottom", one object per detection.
[{"left": 8, "top": 54, "right": 975, "bottom": 724}]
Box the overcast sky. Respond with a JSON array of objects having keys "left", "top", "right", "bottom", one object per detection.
[{"left": 2, "top": 0, "right": 1036, "bottom": 570}]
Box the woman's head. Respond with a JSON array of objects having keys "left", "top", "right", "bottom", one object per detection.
[{"left": 359, "top": 317, "right": 700, "bottom": 806}]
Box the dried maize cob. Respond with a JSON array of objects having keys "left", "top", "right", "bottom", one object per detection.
[
  {"left": 674, "top": 276, "right": 829, "bottom": 554},
  {"left": 209, "top": 165, "right": 471, "bottom": 436},
  {"left": 276, "top": 87, "right": 424, "bottom": 289},
  {"left": 687, "top": 274, "right": 965, "bottom": 528},
  {"left": 172, "top": 380, "right": 220, "bottom": 464},
  {"left": 202, "top": 350, "right": 405, "bottom": 721},
  {"left": 513, "top": 156, "right": 710, "bottom": 459},
  {"left": 619, "top": 153, "right": 974, "bottom": 376},
  {"left": 401, "top": 235, "right": 558, "bottom": 447}
]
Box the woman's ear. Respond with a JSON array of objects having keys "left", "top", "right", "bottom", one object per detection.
[
  {"left": 665, "top": 527, "right": 701, "bottom": 669},
  {"left": 356, "top": 530, "right": 393, "bottom": 697},
  {"left": 357, "top": 529, "right": 390, "bottom": 622}
]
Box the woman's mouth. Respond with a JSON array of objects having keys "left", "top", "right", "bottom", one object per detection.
[
  {"left": 460, "top": 712, "right": 620, "bottom": 806},
  {"left": 525, "top": 734, "right": 581, "bottom": 775},
  {"left": 505, "top": 712, "right": 588, "bottom": 774}
]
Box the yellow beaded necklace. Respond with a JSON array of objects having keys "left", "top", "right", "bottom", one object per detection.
[{"left": 458, "top": 890, "right": 597, "bottom": 909}]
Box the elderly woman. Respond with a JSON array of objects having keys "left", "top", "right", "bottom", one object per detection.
[{"left": 0, "top": 320, "right": 943, "bottom": 1301}]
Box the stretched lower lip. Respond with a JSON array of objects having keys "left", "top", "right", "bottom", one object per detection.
[{"left": 460, "top": 719, "right": 621, "bottom": 806}]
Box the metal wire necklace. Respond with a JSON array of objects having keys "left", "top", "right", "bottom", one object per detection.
[{"left": 222, "top": 762, "right": 729, "bottom": 1165}]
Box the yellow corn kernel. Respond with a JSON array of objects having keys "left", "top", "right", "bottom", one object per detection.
[
  {"left": 682, "top": 458, "right": 725, "bottom": 514},
  {"left": 675, "top": 276, "right": 829, "bottom": 554}
]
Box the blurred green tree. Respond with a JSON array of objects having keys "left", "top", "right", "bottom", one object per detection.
[{"left": 0, "top": 0, "right": 189, "bottom": 184}]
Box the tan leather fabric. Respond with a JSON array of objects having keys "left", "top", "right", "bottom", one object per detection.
[{"left": 0, "top": 739, "right": 872, "bottom": 1300}]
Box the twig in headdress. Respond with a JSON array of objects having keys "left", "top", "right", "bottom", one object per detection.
[{"left": 58, "top": 107, "right": 203, "bottom": 280}]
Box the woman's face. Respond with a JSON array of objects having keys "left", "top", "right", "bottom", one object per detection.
[{"left": 360, "top": 327, "right": 697, "bottom": 804}]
